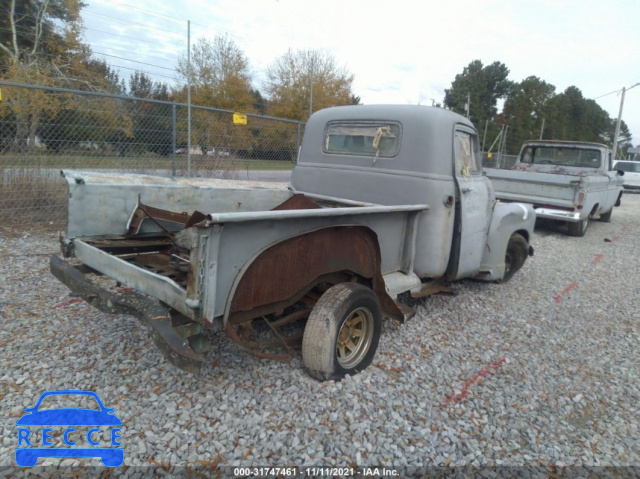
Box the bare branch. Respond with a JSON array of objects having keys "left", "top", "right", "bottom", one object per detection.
[
  {"left": 10, "top": 0, "right": 19, "bottom": 59},
  {"left": 50, "top": 62, "right": 98, "bottom": 91},
  {"left": 0, "top": 42, "right": 15, "bottom": 59},
  {"left": 31, "top": 0, "right": 51, "bottom": 57}
]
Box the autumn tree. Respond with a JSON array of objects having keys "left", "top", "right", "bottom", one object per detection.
[
  {"left": 175, "top": 35, "right": 257, "bottom": 154},
  {"left": 265, "top": 49, "right": 355, "bottom": 121},
  {"left": 176, "top": 35, "right": 255, "bottom": 111},
  {"left": 0, "top": 0, "right": 133, "bottom": 152}
]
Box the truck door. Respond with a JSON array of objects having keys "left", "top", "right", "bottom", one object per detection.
[{"left": 452, "top": 128, "right": 490, "bottom": 279}]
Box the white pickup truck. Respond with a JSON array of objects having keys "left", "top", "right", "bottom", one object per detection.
[{"left": 485, "top": 140, "right": 624, "bottom": 236}]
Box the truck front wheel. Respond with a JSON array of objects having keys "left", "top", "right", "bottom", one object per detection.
[
  {"left": 302, "top": 283, "right": 382, "bottom": 381},
  {"left": 503, "top": 233, "right": 529, "bottom": 282},
  {"left": 567, "top": 217, "right": 589, "bottom": 237}
]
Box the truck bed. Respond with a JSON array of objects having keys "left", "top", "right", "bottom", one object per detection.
[
  {"left": 485, "top": 166, "right": 616, "bottom": 206},
  {"left": 60, "top": 171, "right": 429, "bottom": 325}
]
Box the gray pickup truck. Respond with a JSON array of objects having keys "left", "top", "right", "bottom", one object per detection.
[
  {"left": 51, "top": 105, "right": 535, "bottom": 381},
  {"left": 485, "top": 140, "right": 624, "bottom": 236}
]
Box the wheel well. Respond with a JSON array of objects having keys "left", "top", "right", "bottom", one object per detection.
[
  {"left": 514, "top": 229, "right": 529, "bottom": 243},
  {"left": 225, "top": 226, "right": 403, "bottom": 325},
  {"left": 589, "top": 203, "right": 599, "bottom": 216}
]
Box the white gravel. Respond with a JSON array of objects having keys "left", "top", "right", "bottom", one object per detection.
[{"left": 1, "top": 194, "right": 639, "bottom": 476}]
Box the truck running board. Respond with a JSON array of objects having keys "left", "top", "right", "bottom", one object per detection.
[{"left": 50, "top": 255, "right": 206, "bottom": 375}]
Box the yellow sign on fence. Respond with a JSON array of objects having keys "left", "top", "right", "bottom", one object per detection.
[
  {"left": 0, "top": 89, "right": 3, "bottom": 101},
  {"left": 233, "top": 112, "right": 247, "bottom": 125}
]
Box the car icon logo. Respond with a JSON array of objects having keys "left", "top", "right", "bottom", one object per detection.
[{"left": 15, "top": 390, "right": 123, "bottom": 467}]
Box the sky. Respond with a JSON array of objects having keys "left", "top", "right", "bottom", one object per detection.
[{"left": 82, "top": 0, "right": 640, "bottom": 147}]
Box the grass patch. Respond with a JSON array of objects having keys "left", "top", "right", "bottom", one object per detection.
[{"left": 0, "top": 154, "right": 295, "bottom": 171}]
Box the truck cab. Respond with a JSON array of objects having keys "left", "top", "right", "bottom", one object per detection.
[{"left": 292, "top": 105, "right": 534, "bottom": 284}]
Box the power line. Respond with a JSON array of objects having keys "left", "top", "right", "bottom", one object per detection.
[
  {"left": 91, "top": 51, "right": 176, "bottom": 71},
  {"left": 85, "top": 26, "right": 183, "bottom": 48},
  {"left": 0, "top": 16, "right": 183, "bottom": 50},
  {"left": 92, "top": 0, "right": 207, "bottom": 29},
  {"left": 109, "top": 63, "right": 177, "bottom": 80},
  {"left": 594, "top": 88, "right": 621, "bottom": 100},
  {"left": 85, "top": 44, "right": 178, "bottom": 63},
  {"left": 83, "top": 11, "right": 185, "bottom": 35}
]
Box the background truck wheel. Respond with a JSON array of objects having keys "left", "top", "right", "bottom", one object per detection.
[
  {"left": 599, "top": 209, "right": 612, "bottom": 222},
  {"left": 567, "top": 217, "right": 589, "bottom": 237},
  {"left": 302, "top": 283, "right": 382, "bottom": 381},
  {"left": 503, "top": 233, "right": 529, "bottom": 282}
]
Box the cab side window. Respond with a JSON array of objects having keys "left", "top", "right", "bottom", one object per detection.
[{"left": 454, "top": 131, "right": 481, "bottom": 176}]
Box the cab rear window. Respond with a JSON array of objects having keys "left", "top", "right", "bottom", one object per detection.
[
  {"left": 324, "top": 122, "right": 400, "bottom": 158},
  {"left": 616, "top": 162, "right": 640, "bottom": 173}
]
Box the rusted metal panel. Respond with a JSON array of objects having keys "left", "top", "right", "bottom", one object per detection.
[
  {"left": 229, "top": 226, "right": 403, "bottom": 323},
  {"left": 50, "top": 255, "right": 205, "bottom": 375},
  {"left": 270, "top": 194, "right": 321, "bottom": 211},
  {"left": 72, "top": 239, "right": 195, "bottom": 320},
  {"left": 126, "top": 202, "right": 191, "bottom": 236}
]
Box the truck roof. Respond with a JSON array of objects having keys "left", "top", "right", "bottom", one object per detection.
[
  {"left": 522, "top": 139, "right": 610, "bottom": 150},
  {"left": 300, "top": 105, "right": 476, "bottom": 176}
]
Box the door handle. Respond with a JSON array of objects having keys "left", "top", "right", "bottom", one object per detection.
[{"left": 461, "top": 187, "right": 472, "bottom": 193}]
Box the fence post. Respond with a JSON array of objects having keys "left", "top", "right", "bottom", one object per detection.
[
  {"left": 297, "top": 122, "right": 301, "bottom": 157},
  {"left": 171, "top": 103, "right": 177, "bottom": 177}
]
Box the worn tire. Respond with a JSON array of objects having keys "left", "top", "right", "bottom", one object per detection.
[
  {"left": 502, "top": 233, "right": 529, "bottom": 282},
  {"left": 599, "top": 209, "right": 613, "bottom": 222},
  {"left": 302, "top": 283, "right": 382, "bottom": 381},
  {"left": 567, "top": 216, "right": 589, "bottom": 237}
]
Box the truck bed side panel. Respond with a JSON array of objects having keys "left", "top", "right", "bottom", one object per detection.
[
  {"left": 208, "top": 210, "right": 420, "bottom": 321},
  {"left": 293, "top": 164, "right": 455, "bottom": 278},
  {"left": 63, "top": 171, "right": 291, "bottom": 238}
]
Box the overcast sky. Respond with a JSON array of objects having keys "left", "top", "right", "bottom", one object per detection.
[{"left": 82, "top": 0, "right": 640, "bottom": 147}]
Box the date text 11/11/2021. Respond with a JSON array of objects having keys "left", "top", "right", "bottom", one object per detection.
[{"left": 232, "top": 467, "right": 399, "bottom": 477}]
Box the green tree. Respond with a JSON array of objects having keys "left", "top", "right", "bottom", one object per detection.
[
  {"left": 444, "top": 60, "right": 512, "bottom": 127},
  {"left": 500, "top": 76, "right": 556, "bottom": 153},
  {"left": 544, "top": 86, "right": 611, "bottom": 143},
  {"left": 265, "top": 49, "right": 355, "bottom": 121},
  {"left": 126, "top": 71, "right": 172, "bottom": 155},
  {"left": 609, "top": 120, "right": 633, "bottom": 159}
]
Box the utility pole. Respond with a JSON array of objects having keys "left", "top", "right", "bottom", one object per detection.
[
  {"left": 539, "top": 118, "right": 545, "bottom": 140},
  {"left": 465, "top": 93, "right": 470, "bottom": 119},
  {"left": 612, "top": 82, "right": 640, "bottom": 161},
  {"left": 482, "top": 119, "right": 488, "bottom": 152},
  {"left": 187, "top": 20, "right": 192, "bottom": 177},
  {"left": 309, "top": 65, "right": 314, "bottom": 117}
]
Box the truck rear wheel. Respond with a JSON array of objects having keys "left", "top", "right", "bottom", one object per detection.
[
  {"left": 599, "top": 209, "right": 612, "bottom": 222},
  {"left": 503, "top": 233, "right": 529, "bottom": 282},
  {"left": 302, "top": 283, "right": 382, "bottom": 381},
  {"left": 567, "top": 217, "right": 589, "bottom": 237}
]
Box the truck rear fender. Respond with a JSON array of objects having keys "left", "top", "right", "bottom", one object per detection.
[
  {"left": 222, "top": 226, "right": 404, "bottom": 326},
  {"left": 477, "top": 202, "right": 536, "bottom": 281}
]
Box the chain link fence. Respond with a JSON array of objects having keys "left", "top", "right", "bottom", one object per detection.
[{"left": 0, "top": 81, "right": 303, "bottom": 228}]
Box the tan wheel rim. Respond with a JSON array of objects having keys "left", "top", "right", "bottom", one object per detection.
[{"left": 336, "top": 307, "right": 374, "bottom": 369}]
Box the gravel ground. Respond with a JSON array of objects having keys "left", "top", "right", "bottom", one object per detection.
[{"left": 1, "top": 193, "right": 639, "bottom": 477}]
